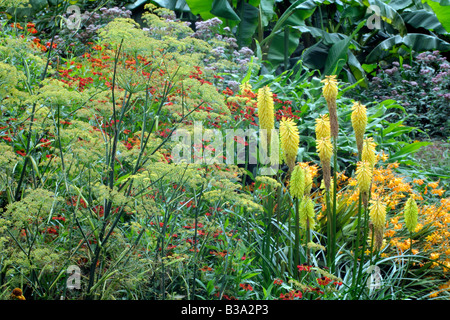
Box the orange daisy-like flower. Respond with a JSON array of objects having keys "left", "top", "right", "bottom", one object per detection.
[
  {"left": 317, "top": 276, "right": 332, "bottom": 286},
  {"left": 239, "top": 283, "right": 253, "bottom": 291}
]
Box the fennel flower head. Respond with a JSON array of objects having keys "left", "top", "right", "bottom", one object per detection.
[
  {"left": 257, "top": 85, "right": 275, "bottom": 143},
  {"left": 404, "top": 195, "right": 419, "bottom": 233},
  {"left": 351, "top": 101, "right": 367, "bottom": 154},
  {"left": 290, "top": 164, "right": 305, "bottom": 199},
  {"left": 280, "top": 117, "right": 299, "bottom": 172}
]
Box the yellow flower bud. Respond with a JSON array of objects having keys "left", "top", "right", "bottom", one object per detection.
[
  {"left": 351, "top": 101, "right": 367, "bottom": 154},
  {"left": 404, "top": 195, "right": 419, "bottom": 233},
  {"left": 356, "top": 160, "right": 372, "bottom": 194},
  {"left": 369, "top": 199, "right": 386, "bottom": 251},
  {"left": 369, "top": 199, "right": 386, "bottom": 231},
  {"left": 240, "top": 81, "right": 252, "bottom": 93},
  {"left": 321, "top": 75, "right": 338, "bottom": 103},
  {"left": 304, "top": 166, "right": 313, "bottom": 195},
  {"left": 362, "top": 137, "right": 377, "bottom": 169},
  {"left": 299, "top": 195, "right": 316, "bottom": 230},
  {"left": 280, "top": 117, "right": 299, "bottom": 172},
  {"left": 316, "top": 137, "right": 333, "bottom": 164},
  {"left": 321, "top": 75, "right": 339, "bottom": 139},
  {"left": 257, "top": 86, "right": 274, "bottom": 142},
  {"left": 290, "top": 165, "right": 305, "bottom": 199},
  {"left": 315, "top": 114, "right": 331, "bottom": 140},
  {"left": 316, "top": 137, "right": 333, "bottom": 190}
]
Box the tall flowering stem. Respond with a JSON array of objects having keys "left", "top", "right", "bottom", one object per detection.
[
  {"left": 369, "top": 198, "right": 387, "bottom": 252},
  {"left": 316, "top": 135, "right": 335, "bottom": 270},
  {"left": 352, "top": 159, "right": 373, "bottom": 285},
  {"left": 350, "top": 101, "right": 375, "bottom": 288},
  {"left": 290, "top": 164, "right": 305, "bottom": 270},
  {"left": 299, "top": 195, "right": 316, "bottom": 266},
  {"left": 321, "top": 75, "right": 339, "bottom": 140},
  {"left": 321, "top": 75, "right": 339, "bottom": 273},
  {"left": 404, "top": 195, "right": 419, "bottom": 274}
]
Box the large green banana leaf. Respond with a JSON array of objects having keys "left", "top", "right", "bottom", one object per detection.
[{"left": 366, "top": 33, "right": 450, "bottom": 63}]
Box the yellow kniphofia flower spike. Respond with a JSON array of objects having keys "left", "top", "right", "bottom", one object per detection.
[
  {"left": 315, "top": 114, "right": 331, "bottom": 140},
  {"left": 280, "top": 117, "right": 300, "bottom": 172},
  {"left": 404, "top": 195, "right": 419, "bottom": 233},
  {"left": 351, "top": 101, "right": 367, "bottom": 154},
  {"left": 299, "top": 195, "right": 316, "bottom": 230},
  {"left": 321, "top": 75, "right": 338, "bottom": 103},
  {"left": 290, "top": 164, "right": 305, "bottom": 199},
  {"left": 257, "top": 85, "right": 275, "bottom": 142},
  {"left": 356, "top": 160, "right": 372, "bottom": 194},
  {"left": 362, "top": 137, "right": 377, "bottom": 168},
  {"left": 316, "top": 137, "right": 333, "bottom": 164}
]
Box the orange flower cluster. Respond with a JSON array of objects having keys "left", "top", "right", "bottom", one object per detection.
[{"left": 339, "top": 159, "right": 449, "bottom": 296}]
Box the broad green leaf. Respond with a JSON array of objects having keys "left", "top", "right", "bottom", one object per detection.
[
  {"left": 323, "top": 20, "right": 365, "bottom": 76},
  {"left": 259, "top": 0, "right": 276, "bottom": 27},
  {"left": 423, "top": 0, "right": 450, "bottom": 33},
  {"left": 362, "top": 63, "right": 377, "bottom": 74},
  {"left": 260, "top": 0, "right": 310, "bottom": 48},
  {"left": 346, "top": 50, "right": 368, "bottom": 87},
  {"left": 128, "top": 0, "right": 194, "bottom": 12},
  {"left": 185, "top": 0, "right": 215, "bottom": 19},
  {"left": 362, "top": 0, "right": 407, "bottom": 36},
  {"left": 293, "top": 0, "right": 340, "bottom": 19},
  {"left": 211, "top": 0, "right": 240, "bottom": 20},
  {"left": 366, "top": 33, "right": 450, "bottom": 63},
  {"left": 266, "top": 4, "right": 325, "bottom": 70},
  {"left": 236, "top": 0, "right": 260, "bottom": 46},
  {"left": 302, "top": 41, "right": 330, "bottom": 70},
  {"left": 388, "top": 0, "right": 413, "bottom": 10},
  {"left": 324, "top": 37, "right": 351, "bottom": 76},
  {"left": 292, "top": 25, "right": 347, "bottom": 45},
  {"left": 266, "top": 27, "right": 302, "bottom": 70},
  {"left": 402, "top": 9, "right": 447, "bottom": 34},
  {"left": 126, "top": 0, "right": 147, "bottom": 10}
]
